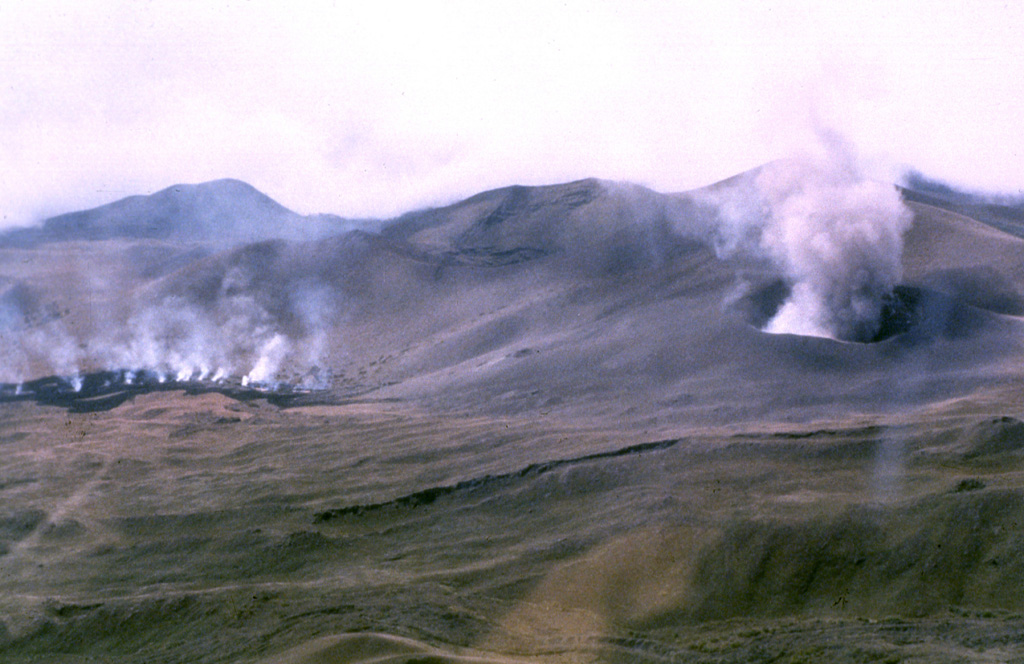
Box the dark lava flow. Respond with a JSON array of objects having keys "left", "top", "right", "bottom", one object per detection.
[{"left": 0, "top": 370, "right": 339, "bottom": 412}]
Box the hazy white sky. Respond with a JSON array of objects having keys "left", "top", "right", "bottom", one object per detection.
[{"left": 2, "top": 0, "right": 1023, "bottom": 225}]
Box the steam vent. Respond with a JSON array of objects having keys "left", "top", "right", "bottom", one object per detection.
[{"left": 3, "top": 165, "right": 1024, "bottom": 663}]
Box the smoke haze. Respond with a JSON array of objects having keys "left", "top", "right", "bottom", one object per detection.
[
  {"left": 693, "top": 134, "right": 913, "bottom": 341},
  {"left": 0, "top": 239, "right": 339, "bottom": 389},
  {"left": 758, "top": 137, "right": 913, "bottom": 341},
  {"left": 2, "top": 2, "right": 1024, "bottom": 226}
]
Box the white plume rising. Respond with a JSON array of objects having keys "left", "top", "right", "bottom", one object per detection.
[{"left": 755, "top": 138, "right": 913, "bottom": 342}]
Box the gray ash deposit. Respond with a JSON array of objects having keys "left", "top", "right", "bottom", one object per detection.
[{"left": 2, "top": 163, "right": 1024, "bottom": 663}]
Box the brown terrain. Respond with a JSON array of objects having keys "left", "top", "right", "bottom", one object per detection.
[{"left": 1, "top": 163, "right": 1024, "bottom": 662}]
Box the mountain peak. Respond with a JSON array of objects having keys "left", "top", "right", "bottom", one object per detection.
[{"left": 1, "top": 179, "right": 354, "bottom": 246}]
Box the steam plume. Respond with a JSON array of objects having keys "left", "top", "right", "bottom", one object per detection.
[
  {"left": 0, "top": 279, "right": 336, "bottom": 391},
  {"left": 97, "top": 286, "right": 335, "bottom": 389},
  {"left": 704, "top": 134, "right": 913, "bottom": 342}
]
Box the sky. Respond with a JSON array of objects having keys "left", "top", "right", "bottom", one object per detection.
[{"left": 1, "top": 0, "right": 1023, "bottom": 226}]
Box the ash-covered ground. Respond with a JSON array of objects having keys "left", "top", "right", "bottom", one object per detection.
[{"left": 2, "top": 153, "right": 1024, "bottom": 662}]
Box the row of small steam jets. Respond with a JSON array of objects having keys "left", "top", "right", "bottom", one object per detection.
[{"left": 0, "top": 366, "right": 323, "bottom": 399}]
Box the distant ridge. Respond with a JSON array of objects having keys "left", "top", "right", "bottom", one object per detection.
[
  {"left": 900, "top": 171, "right": 1024, "bottom": 239},
  {"left": 1, "top": 166, "right": 1024, "bottom": 423},
  {"left": 0, "top": 179, "right": 364, "bottom": 247}
]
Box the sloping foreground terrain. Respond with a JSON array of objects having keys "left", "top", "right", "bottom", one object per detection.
[{"left": 1, "top": 164, "right": 1024, "bottom": 662}]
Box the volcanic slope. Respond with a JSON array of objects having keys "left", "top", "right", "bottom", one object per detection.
[
  {"left": 143, "top": 174, "right": 1024, "bottom": 426},
  {"left": 901, "top": 171, "right": 1024, "bottom": 239},
  {"left": 2, "top": 170, "right": 1024, "bottom": 427},
  {"left": 0, "top": 178, "right": 365, "bottom": 248},
  {"left": 3, "top": 169, "right": 1024, "bottom": 663},
  {"left": 0, "top": 179, "right": 366, "bottom": 385},
  {"left": 378, "top": 183, "right": 1024, "bottom": 426}
]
